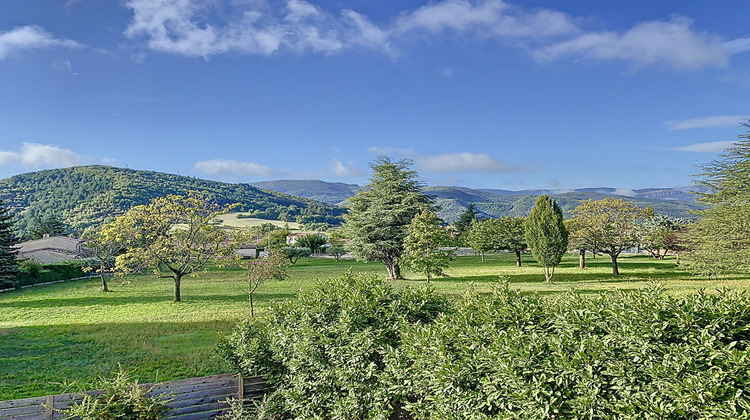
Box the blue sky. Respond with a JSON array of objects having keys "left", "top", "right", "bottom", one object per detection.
[{"left": 1, "top": 0, "right": 749, "bottom": 191}]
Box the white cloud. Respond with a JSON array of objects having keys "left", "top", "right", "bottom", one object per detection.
[
  {"left": 532, "top": 17, "right": 730, "bottom": 71},
  {"left": 194, "top": 158, "right": 274, "bottom": 177},
  {"left": 665, "top": 115, "right": 750, "bottom": 130},
  {"left": 417, "top": 152, "right": 519, "bottom": 173},
  {"left": 0, "top": 26, "right": 82, "bottom": 59},
  {"left": 0, "top": 143, "right": 82, "bottom": 168},
  {"left": 122, "top": 1, "right": 748, "bottom": 72},
  {"left": 671, "top": 141, "right": 736, "bottom": 153},
  {"left": 330, "top": 158, "right": 364, "bottom": 177}
]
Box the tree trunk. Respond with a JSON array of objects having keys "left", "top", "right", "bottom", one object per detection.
[
  {"left": 393, "top": 263, "right": 402, "bottom": 280},
  {"left": 610, "top": 254, "right": 619, "bottom": 275},
  {"left": 515, "top": 250, "right": 522, "bottom": 267},
  {"left": 579, "top": 249, "right": 586, "bottom": 269},
  {"left": 544, "top": 266, "right": 553, "bottom": 282},
  {"left": 100, "top": 267, "right": 109, "bottom": 292},
  {"left": 249, "top": 293, "right": 254, "bottom": 318},
  {"left": 385, "top": 262, "right": 397, "bottom": 280},
  {"left": 481, "top": 252, "right": 485, "bottom": 263},
  {"left": 174, "top": 274, "right": 182, "bottom": 302}
]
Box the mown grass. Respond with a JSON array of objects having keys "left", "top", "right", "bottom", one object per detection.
[{"left": 1, "top": 253, "right": 748, "bottom": 400}]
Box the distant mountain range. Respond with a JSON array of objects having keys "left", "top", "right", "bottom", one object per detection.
[
  {"left": 0, "top": 167, "right": 705, "bottom": 238},
  {"left": 251, "top": 180, "right": 706, "bottom": 221}
]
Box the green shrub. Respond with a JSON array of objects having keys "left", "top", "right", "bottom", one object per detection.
[
  {"left": 14, "top": 260, "right": 87, "bottom": 288},
  {"left": 58, "top": 368, "right": 168, "bottom": 420},
  {"left": 218, "top": 272, "right": 451, "bottom": 419},
  {"left": 221, "top": 278, "right": 750, "bottom": 419},
  {"left": 389, "top": 284, "right": 750, "bottom": 419}
]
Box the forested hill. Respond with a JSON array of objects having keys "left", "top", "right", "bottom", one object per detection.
[{"left": 0, "top": 166, "right": 345, "bottom": 236}]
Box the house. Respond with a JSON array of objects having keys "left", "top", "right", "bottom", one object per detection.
[
  {"left": 236, "top": 244, "right": 258, "bottom": 259},
  {"left": 15, "top": 235, "right": 84, "bottom": 264}
]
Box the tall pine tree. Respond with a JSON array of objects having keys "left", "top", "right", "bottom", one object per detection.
[
  {"left": 0, "top": 200, "right": 20, "bottom": 289},
  {"left": 343, "top": 157, "right": 434, "bottom": 280}
]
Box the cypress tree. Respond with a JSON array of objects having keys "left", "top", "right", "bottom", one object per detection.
[
  {"left": 524, "top": 195, "right": 568, "bottom": 282},
  {"left": 0, "top": 200, "right": 20, "bottom": 289}
]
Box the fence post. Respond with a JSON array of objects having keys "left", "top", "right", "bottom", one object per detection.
[
  {"left": 45, "top": 395, "right": 54, "bottom": 420},
  {"left": 238, "top": 374, "right": 244, "bottom": 400}
]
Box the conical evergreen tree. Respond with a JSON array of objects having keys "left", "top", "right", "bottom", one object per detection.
[
  {"left": 0, "top": 200, "right": 20, "bottom": 289},
  {"left": 524, "top": 195, "right": 568, "bottom": 282}
]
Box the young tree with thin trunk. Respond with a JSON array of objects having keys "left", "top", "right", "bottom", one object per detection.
[
  {"left": 243, "top": 250, "right": 288, "bottom": 317},
  {"left": 524, "top": 196, "right": 568, "bottom": 282},
  {"left": 105, "top": 191, "right": 241, "bottom": 302},
  {"left": 81, "top": 225, "right": 127, "bottom": 292},
  {"left": 343, "top": 156, "right": 434, "bottom": 280},
  {"left": 466, "top": 219, "right": 501, "bottom": 263},
  {"left": 570, "top": 198, "right": 643, "bottom": 275},
  {"left": 402, "top": 210, "right": 455, "bottom": 284}
]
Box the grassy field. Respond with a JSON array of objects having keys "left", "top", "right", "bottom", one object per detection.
[
  {"left": 214, "top": 213, "right": 302, "bottom": 230},
  {"left": 1, "top": 253, "right": 748, "bottom": 400}
]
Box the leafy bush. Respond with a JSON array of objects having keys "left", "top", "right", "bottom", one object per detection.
[
  {"left": 58, "top": 368, "right": 168, "bottom": 420},
  {"left": 221, "top": 278, "right": 750, "bottom": 419},
  {"left": 389, "top": 284, "right": 750, "bottom": 419},
  {"left": 14, "top": 260, "right": 87, "bottom": 288},
  {"left": 218, "top": 272, "right": 451, "bottom": 419}
]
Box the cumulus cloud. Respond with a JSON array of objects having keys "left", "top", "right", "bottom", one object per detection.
[
  {"left": 533, "top": 17, "right": 730, "bottom": 71},
  {"left": 194, "top": 158, "right": 274, "bottom": 177},
  {"left": 0, "top": 26, "right": 82, "bottom": 59},
  {"left": 417, "top": 152, "right": 524, "bottom": 173},
  {"left": 665, "top": 115, "right": 750, "bottom": 130},
  {"left": 0, "top": 143, "right": 82, "bottom": 168},
  {"left": 121, "top": 0, "right": 750, "bottom": 72},
  {"left": 330, "top": 158, "right": 364, "bottom": 177},
  {"left": 671, "top": 141, "right": 736, "bottom": 153}
]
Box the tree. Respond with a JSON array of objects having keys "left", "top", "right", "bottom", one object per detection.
[
  {"left": 686, "top": 123, "right": 750, "bottom": 276},
  {"left": 343, "top": 157, "right": 434, "bottom": 280},
  {"left": 452, "top": 204, "right": 478, "bottom": 245},
  {"left": 294, "top": 233, "right": 327, "bottom": 254},
  {"left": 402, "top": 210, "right": 455, "bottom": 284},
  {"left": 0, "top": 200, "right": 19, "bottom": 289},
  {"left": 465, "top": 217, "right": 526, "bottom": 266},
  {"left": 30, "top": 213, "right": 67, "bottom": 239},
  {"left": 243, "top": 250, "right": 288, "bottom": 317},
  {"left": 565, "top": 218, "right": 589, "bottom": 269},
  {"left": 466, "top": 219, "right": 502, "bottom": 263},
  {"left": 524, "top": 195, "right": 568, "bottom": 282},
  {"left": 281, "top": 247, "right": 312, "bottom": 264},
  {"left": 81, "top": 225, "right": 127, "bottom": 292},
  {"left": 105, "top": 191, "right": 241, "bottom": 302},
  {"left": 268, "top": 227, "right": 292, "bottom": 249},
  {"left": 496, "top": 216, "right": 527, "bottom": 267},
  {"left": 570, "top": 198, "right": 643, "bottom": 275},
  {"left": 637, "top": 214, "right": 689, "bottom": 259}
]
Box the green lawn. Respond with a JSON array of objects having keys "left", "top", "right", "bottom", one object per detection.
[{"left": 1, "top": 253, "right": 748, "bottom": 400}]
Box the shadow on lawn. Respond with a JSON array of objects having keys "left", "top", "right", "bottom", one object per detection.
[{"left": 1, "top": 291, "right": 298, "bottom": 309}]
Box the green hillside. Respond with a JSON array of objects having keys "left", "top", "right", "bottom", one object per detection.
[{"left": 0, "top": 166, "right": 345, "bottom": 236}]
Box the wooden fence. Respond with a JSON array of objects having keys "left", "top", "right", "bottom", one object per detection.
[{"left": 0, "top": 373, "right": 266, "bottom": 420}]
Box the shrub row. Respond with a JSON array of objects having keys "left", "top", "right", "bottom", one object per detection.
[
  {"left": 13, "top": 259, "right": 89, "bottom": 288},
  {"left": 219, "top": 274, "right": 750, "bottom": 419}
]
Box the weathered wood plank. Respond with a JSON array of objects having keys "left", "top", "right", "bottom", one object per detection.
[
  {"left": 166, "top": 386, "right": 237, "bottom": 402},
  {"left": 0, "top": 396, "right": 47, "bottom": 410},
  {"left": 167, "top": 401, "right": 229, "bottom": 417},
  {"left": 167, "top": 392, "right": 234, "bottom": 410},
  {"left": 168, "top": 408, "right": 229, "bottom": 420}
]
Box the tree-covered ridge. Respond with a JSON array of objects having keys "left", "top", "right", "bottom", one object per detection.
[{"left": 0, "top": 165, "right": 345, "bottom": 236}]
